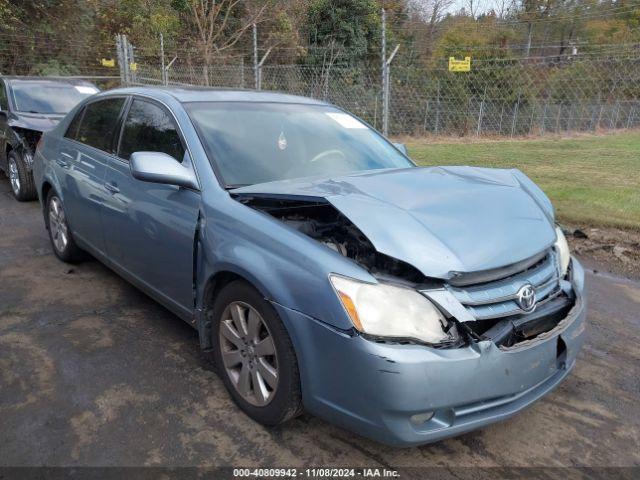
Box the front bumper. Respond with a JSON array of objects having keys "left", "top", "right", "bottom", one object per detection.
[{"left": 274, "top": 257, "right": 587, "bottom": 447}]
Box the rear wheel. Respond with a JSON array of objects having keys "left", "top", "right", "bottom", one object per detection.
[
  {"left": 45, "top": 190, "right": 84, "bottom": 263},
  {"left": 8, "top": 150, "right": 37, "bottom": 201},
  {"left": 211, "top": 280, "right": 303, "bottom": 425}
]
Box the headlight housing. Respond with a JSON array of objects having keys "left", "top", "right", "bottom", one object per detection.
[
  {"left": 554, "top": 226, "right": 571, "bottom": 277},
  {"left": 329, "top": 275, "right": 452, "bottom": 344}
]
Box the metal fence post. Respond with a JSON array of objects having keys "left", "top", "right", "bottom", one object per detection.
[
  {"left": 256, "top": 47, "right": 272, "bottom": 91},
  {"left": 435, "top": 79, "right": 441, "bottom": 135},
  {"left": 476, "top": 85, "right": 487, "bottom": 136},
  {"left": 116, "top": 34, "right": 126, "bottom": 86},
  {"left": 382, "top": 45, "right": 399, "bottom": 137},
  {"left": 556, "top": 104, "right": 562, "bottom": 133},
  {"left": 127, "top": 38, "right": 136, "bottom": 84},
  {"left": 120, "top": 34, "right": 131, "bottom": 86},
  {"left": 541, "top": 101, "right": 548, "bottom": 135},
  {"left": 511, "top": 93, "right": 521, "bottom": 138},
  {"left": 253, "top": 23, "right": 258, "bottom": 89},
  {"left": 381, "top": 8, "right": 387, "bottom": 136},
  {"left": 423, "top": 100, "right": 430, "bottom": 132},
  {"left": 160, "top": 33, "right": 167, "bottom": 86}
]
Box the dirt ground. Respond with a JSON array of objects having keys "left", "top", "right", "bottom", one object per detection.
[
  {"left": 564, "top": 224, "right": 640, "bottom": 281},
  {"left": 0, "top": 177, "right": 639, "bottom": 476}
]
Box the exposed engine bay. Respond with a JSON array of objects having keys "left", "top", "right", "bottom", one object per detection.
[
  {"left": 235, "top": 193, "right": 575, "bottom": 349},
  {"left": 234, "top": 194, "right": 427, "bottom": 284}
]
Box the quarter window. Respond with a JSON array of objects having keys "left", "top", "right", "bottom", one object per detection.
[
  {"left": 119, "top": 99, "right": 185, "bottom": 162},
  {"left": 76, "top": 98, "right": 125, "bottom": 153},
  {"left": 65, "top": 107, "right": 85, "bottom": 140}
]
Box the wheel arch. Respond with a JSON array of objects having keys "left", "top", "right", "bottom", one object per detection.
[
  {"left": 41, "top": 181, "right": 53, "bottom": 205},
  {"left": 198, "top": 266, "right": 285, "bottom": 350}
]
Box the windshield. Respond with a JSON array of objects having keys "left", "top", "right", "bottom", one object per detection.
[
  {"left": 186, "top": 102, "right": 413, "bottom": 186},
  {"left": 11, "top": 82, "right": 99, "bottom": 114}
]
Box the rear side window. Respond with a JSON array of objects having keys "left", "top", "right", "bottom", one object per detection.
[
  {"left": 119, "top": 99, "right": 185, "bottom": 162},
  {"left": 65, "top": 107, "right": 85, "bottom": 140},
  {"left": 76, "top": 98, "right": 125, "bottom": 153},
  {"left": 0, "top": 81, "right": 8, "bottom": 111}
]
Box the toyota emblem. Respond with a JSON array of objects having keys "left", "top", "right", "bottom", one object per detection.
[{"left": 516, "top": 284, "right": 537, "bottom": 312}]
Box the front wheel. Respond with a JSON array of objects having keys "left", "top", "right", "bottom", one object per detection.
[
  {"left": 45, "top": 190, "right": 84, "bottom": 263},
  {"left": 211, "top": 280, "right": 303, "bottom": 426},
  {"left": 8, "top": 151, "right": 37, "bottom": 201}
]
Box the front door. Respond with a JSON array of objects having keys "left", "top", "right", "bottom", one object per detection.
[{"left": 102, "top": 98, "right": 200, "bottom": 314}]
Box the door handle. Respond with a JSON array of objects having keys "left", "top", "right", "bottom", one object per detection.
[{"left": 104, "top": 183, "right": 120, "bottom": 194}]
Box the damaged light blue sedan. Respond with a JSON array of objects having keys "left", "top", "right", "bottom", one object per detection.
[{"left": 33, "top": 88, "right": 586, "bottom": 447}]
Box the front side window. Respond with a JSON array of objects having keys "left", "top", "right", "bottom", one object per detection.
[
  {"left": 119, "top": 99, "right": 185, "bottom": 162},
  {"left": 76, "top": 98, "right": 125, "bottom": 153},
  {"left": 185, "top": 102, "right": 413, "bottom": 187},
  {"left": 10, "top": 81, "right": 99, "bottom": 114}
]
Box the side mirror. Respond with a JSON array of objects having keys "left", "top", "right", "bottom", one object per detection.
[
  {"left": 393, "top": 142, "right": 408, "bottom": 155},
  {"left": 130, "top": 151, "right": 198, "bottom": 190}
]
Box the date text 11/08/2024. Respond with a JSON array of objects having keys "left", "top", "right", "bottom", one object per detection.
[{"left": 232, "top": 468, "right": 400, "bottom": 478}]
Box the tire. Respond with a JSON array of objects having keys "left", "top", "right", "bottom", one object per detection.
[
  {"left": 45, "top": 189, "right": 85, "bottom": 263},
  {"left": 211, "top": 280, "right": 303, "bottom": 426},
  {"left": 7, "top": 150, "right": 37, "bottom": 201}
]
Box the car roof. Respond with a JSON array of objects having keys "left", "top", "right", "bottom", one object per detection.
[
  {"left": 99, "top": 86, "right": 329, "bottom": 106},
  {"left": 1, "top": 76, "right": 98, "bottom": 87}
]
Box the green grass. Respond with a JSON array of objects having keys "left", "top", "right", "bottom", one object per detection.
[{"left": 406, "top": 132, "right": 640, "bottom": 230}]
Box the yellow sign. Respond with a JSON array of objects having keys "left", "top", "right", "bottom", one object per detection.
[
  {"left": 449, "top": 56, "right": 471, "bottom": 72},
  {"left": 130, "top": 62, "right": 138, "bottom": 72},
  {"left": 101, "top": 58, "right": 115, "bottom": 67}
]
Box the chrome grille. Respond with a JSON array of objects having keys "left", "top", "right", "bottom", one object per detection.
[{"left": 447, "top": 250, "right": 561, "bottom": 321}]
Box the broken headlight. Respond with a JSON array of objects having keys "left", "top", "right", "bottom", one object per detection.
[
  {"left": 329, "top": 275, "right": 452, "bottom": 345},
  {"left": 554, "top": 226, "right": 571, "bottom": 277}
]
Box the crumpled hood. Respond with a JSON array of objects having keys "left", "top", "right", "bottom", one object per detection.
[
  {"left": 8, "top": 112, "right": 65, "bottom": 132},
  {"left": 232, "top": 166, "right": 557, "bottom": 278}
]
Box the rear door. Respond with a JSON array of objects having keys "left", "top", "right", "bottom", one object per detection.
[
  {"left": 0, "top": 80, "right": 9, "bottom": 171},
  {"left": 59, "top": 97, "right": 126, "bottom": 256},
  {"left": 102, "top": 97, "right": 200, "bottom": 314}
]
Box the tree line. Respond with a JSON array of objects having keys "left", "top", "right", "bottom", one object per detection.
[{"left": 0, "top": 0, "right": 638, "bottom": 75}]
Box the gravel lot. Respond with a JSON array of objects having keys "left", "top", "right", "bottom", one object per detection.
[{"left": 0, "top": 176, "right": 639, "bottom": 473}]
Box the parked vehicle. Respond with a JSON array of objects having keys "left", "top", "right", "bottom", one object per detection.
[
  {"left": 0, "top": 76, "right": 99, "bottom": 200},
  {"left": 33, "top": 88, "right": 586, "bottom": 446}
]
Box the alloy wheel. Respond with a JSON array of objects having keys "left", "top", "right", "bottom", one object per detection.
[
  {"left": 8, "top": 158, "right": 20, "bottom": 195},
  {"left": 49, "top": 197, "right": 69, "bottom": 253},
  {"left": 219, "top": 301, "right": 279, "bottom": 406}
]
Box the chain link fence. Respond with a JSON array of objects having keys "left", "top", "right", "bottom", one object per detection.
[{"left": 2, "top": 30, "right": 639, "bottom": 138}]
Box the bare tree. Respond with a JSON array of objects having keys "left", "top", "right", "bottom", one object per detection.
[
  {"left": 465, "top": 0, "right": 486, "bottom": 18},
  {"left": 319, "top": 38, "right": 344, "bottom": 100},
  {"left": 186, "top": 0, "right": 268, "bottom": 85},
  {"left": 407, "top": 0, "right": 455, "bottom": 55},
  {"left": 493, "top": 0, "right": 516, "bottom": 19}
]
